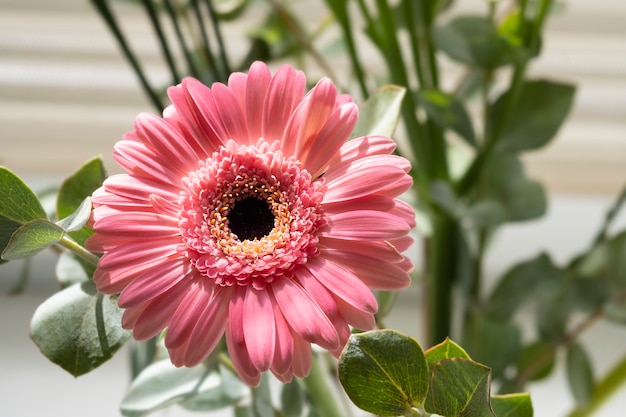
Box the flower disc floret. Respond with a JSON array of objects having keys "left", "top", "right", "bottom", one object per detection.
[{"left": 178, "top": 139, "right": 324, "bottom": 289}]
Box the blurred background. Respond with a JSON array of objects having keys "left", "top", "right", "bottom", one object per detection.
[{"left": 1, "top": 0, "right": 626, "bottom": 416}]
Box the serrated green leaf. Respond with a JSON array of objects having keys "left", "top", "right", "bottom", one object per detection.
[
  {"left": 418, "top": 89, "right": 476, "bottom": 146},
  {"left": 121, "top": 360, "right": 247, "bottom": 417},
  {"left": 492, "top": 80, "right": 576, "bottom": 153},
  {"left": 57, "top": 156, "right": 106, "bottom": 245},
  {"left": 30, "top": 281, "right": 131, "bottom": 377},
  {"left": 566, "top": 343, "right": 595, "bottom": 407},
  {"left": 338, "top": 330, "right": 429, "bottom": 416},
  {"left": 1, "top": 219, "right": 65, "bottom": 260},
  {"left": 432, "top": 16, "right": 514, "bottom": 69},
  {"left": 491, "top": 393, "right": 533, "bottom": 417},
  {"left": 0, "top": 167, "right": 48, "bottom": 263},
  {"left": 350, "top": 85, "right": 406, "bottom": 139},
  {"left": 425, "top": 338, "right": 470, "bottom": 372},
  {"left": 426, "top": 358, "right": 496, "bottom": 417}
]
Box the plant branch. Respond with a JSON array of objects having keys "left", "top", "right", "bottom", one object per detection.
[
  {"left": 141, "top": 0, "right": 181, "bottom": 85},
  {"left": 57, "top": 235, "right": 100, "bottom": 266}
]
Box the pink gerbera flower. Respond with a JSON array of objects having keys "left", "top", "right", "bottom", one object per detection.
[{"left": 87, "top": 62, "right": 415, "bottom": 385}]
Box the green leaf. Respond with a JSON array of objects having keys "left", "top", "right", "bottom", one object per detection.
[
  {"left": 1, "top": 219, "right": 65, "bottom": 260},
  {"left": 516, "top": 341, "right": 556, "bottom": 383},
  {"left": 426, "top": 358, "right": 496, "bottom": 417},
  {"left": 56, "top": 197, "right": 92, "bottom": 232},
  {"left": 56, "top": 251, "right": 91, "bottom": 288},
  {"left": 491, "top": 393, "right": 533, "bottom": 417},
  {"left": 57, "top": 156, "right": 106, "bottom": 245},
  {"left": 252, "top": 373, "right": 274, "bottom": 417},
  {"left": 0, "top": 167, "right": 48, "bottom": 262},
  {"left": 122, "top": 360, "right": 247, "bottom": 417},
  {"left": 483, "top": 154, "right": 547, "bottom": 222},
  {"left": 30, "top": 281, "right": 131, "bottom": 377},
  {"left": 566, "top": 343, "right": 595, "bottom": 407},
  {"left": 350, "top": 85, "right": 406, "bottom": 139},
  {"left": 425, "top": 338, "right": 470, "bottom": 372},
  {"left": 280, "top": 380, "right": 304, "bottom": 417},
  {"left": 432, "top": 16, "right": 515, "bottom": 69},
  {"left": 487, "top": 253, "right": 562, "bottom": 319},
  {"left": 338, "top": 330, "right": 429, "bottom": 416},
  {"left": 462, "top": 312, "right": 521, "bottom": 379},
  {"left": 492, "top": 80, "right": 576, "bottom": 153},
  {"left": 418, "top": 89, "right": 476, "bottom": 146}
]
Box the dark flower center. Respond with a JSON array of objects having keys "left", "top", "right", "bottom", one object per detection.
[{"left": 227, "top": 196, "right": 275, "bottom": 241}]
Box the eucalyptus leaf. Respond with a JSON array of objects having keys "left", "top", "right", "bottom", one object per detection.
[
  {"left": 56, "top": 251, "right": 91, "bottom": 288},
  {"left": 491, "top": 393, "right": 533, "bottom": 417},
  {"left": 566, "top": 343, "right": 595, "bottom": 407},
  {"left": 30, "top": 281, "right": 131, "bottom": 377},
  {"left": 418, "top": 89, "right": 476, "bottom": 146},
  {"left": 483, "top": 154, "right": 547, "bottom": 222},
  {"left": 462, "top": 312, "right": 521, "bottom": 379},
  {"left": 1, "top": 219, "right": 65, "bottom": 261},
  {"left": 252, "top": 373, "right": 274, "bottom": 417},
  {"left": 56, "top": 197, "right": 92, "bottom": 232},
  {"left": 425, "top": 338, "right": 470, "bottom": 372},
  {"left": 350, "top": 85, "right": 406, "bottom": 139},
  {"left": 491, "top": 80, "right": 576, "bottom": 153},
  {"left": 57, "top": 156, "right": 106, "bottom": 245},
  {"left": 0, "top": 167, "right": 48, "bottom": 262},
  {"left": 487, "top": 253, "right": 562, "bottom": 319},
  {"left": 516, "top": 342, "right": 556, "bottom": 383},
  {"left": 426, "top": 358, "right": 496, "bottom": 417},
  {"left": 280, "top": 380, "right": 304, "bottom": 417},
  {"left": 181, "top": 365, "right": 249, "bottom": 412},
  {"left": 338, "top": 330, "right": 429, "bottom": 416},
  {"left": 432, "top": 16, "right": 514, "bottom": 69}
]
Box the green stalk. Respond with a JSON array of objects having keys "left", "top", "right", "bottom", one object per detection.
[
  {"left": 57, "top": 235, "right": 100, "bottom": 266},
  {"left": 140, "top": 0, "right": 181, "bottom": 85},
  {"left": 90, "top": 0, "right": 163, "bottom": 111},
  {"left": 204, "top": 0, "right": 231, "bottom": 77},
  {"left": 567, "top": 354, "right": 626, "bottom": 417},
  {"left": 162, "top": 0, "right": 201, "bottom": 78},
  {"left": 301, "top": 353, "right": 348, "bottom": 417},
  {"left": 427, "top": 210, "right": 458, "bottom": 346},
  {"left": 190, "top": 0, "right": 220, "bottom": 82}
]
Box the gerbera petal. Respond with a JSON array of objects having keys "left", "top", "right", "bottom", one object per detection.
[
  {"left": 131, "top": 280, "right": 191, "bottom": 340},
  {"left": 243, "top": 287, "right": 276, "bottom": 371},
  {"left": 211, "top": 82, "right": 249, "bottom": 143},
  {"left": 165, "top": 279, "right": 215, "bottom": 350},
  {"left": 263, "top": 64, "right": 306, "bottom": 142},
  {"left": 245, "top": 61, "right": 272, "bottom": 140},
  {"left": 270, "top": 303, "right": 294, "bottom": 378},
  {"left": 113, "top": 140, "right": 182, "bottom": 187},
  {"left": 118, "top": 259, "right": 191, "bottom": 308},
  {"left": 305, "top": 256, "right": 377, "bottom": 315},
  {"left": 226, "top": 288, "right": 262, "bottom": 386},
  {"left": 271, "top": 278, "right": 339, "bottom": 351},
  {"left": 325, "top": 135, "right": 397, "bottom": 176},
  {"left": 320, "top": 248, "right": 412, "bottom": 290},
  {"left": 290, "top": 331, "right": 312, "bottom": 378},
  {"left": 318, "top": 236, "right": 406, "bottom": 264},
  {"left": 320, "top": 210, "right": 411, "bottom": 240}
]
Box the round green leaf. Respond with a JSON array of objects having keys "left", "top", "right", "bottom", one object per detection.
[
  {"left": 418, "top": 89, "right": 476, "bottom": 146},
  {"left": 30, "top": 281, "right": 131, "bottom": 376},
  {"left": 350, "top": 85, "right": 406, "bottom": 139},
  {"left": 566, "top": 343, "right": 595, "bottom": 407},
  {"left": 338, "top": 329, "right": 429, "bottom": 416},
  {"left": 491, "top": 393, "right": 533, "bottom": 417},
  {"left": 491, "top": 80, "right": 576, "bottom": 154},
  {"left": 426, "top": 358, "right": 496, "bottom": 417},
  {"left": 516, "top": 341, "right": 556, "bottom": 383},
  {"left": 425, "top": 338, "right": 470, "bottom": 372},
  {"left": 1, "top": 219, "right": 64, "bottom": 260}
]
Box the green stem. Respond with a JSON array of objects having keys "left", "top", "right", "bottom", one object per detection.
[
  {"left": 301, "top": 353, "right": 348, "bottom": 417},
  {"left": 427, "top": 210, "right": 458, "bottom": 346},
  {"left": 57, "top": 235, "right": 100, "bottom": 266},
  {"left": 204, "top": 0, "right": 231, "bottom": 77},
  {"left": 568, "top": 353, "right": 626, "bottom": 417},
  {"left": 140, "top": 0, "right": 181, "bottom": 85},
  {"left": 163, "top": 0, "right": 201, "bottom": 78},
  {"left": 90, "top": 0, "right": 163, "bottom": 111},
  {"left": 190, "top": 0, "right": 220, "bottom": 82}
]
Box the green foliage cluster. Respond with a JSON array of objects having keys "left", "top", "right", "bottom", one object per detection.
[{"left": 2, "top": 0, "right": 626, "bottom": 417}]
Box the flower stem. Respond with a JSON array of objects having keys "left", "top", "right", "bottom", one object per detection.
[
  {"left": 57, "top": 235, "right": 100, "bottom": 266},
  {"left": 567, "top": 352, "right": 626, "bottom": 417},
  {"left": 301, "top": 353, "right": 348, "bottom": 417}
]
